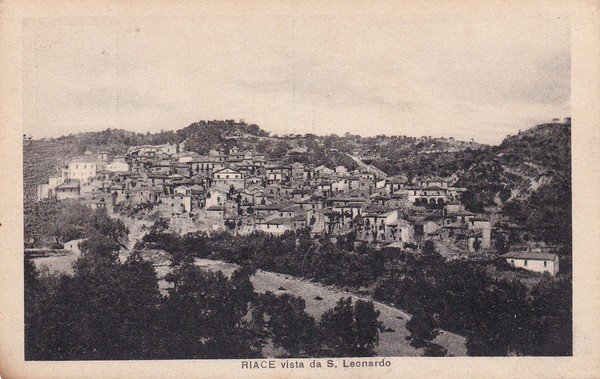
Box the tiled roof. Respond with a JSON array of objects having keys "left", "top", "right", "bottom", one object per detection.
[
  {"left": 56, "top": 180, "right": 80, "bottom": 189},
  {"left": 258, "top": 217, "right": 289, "bottom": 225},
  {"left": 501, "top": 252, "right": 558, "bottom": 261}
]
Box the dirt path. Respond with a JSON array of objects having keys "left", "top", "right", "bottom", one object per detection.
[
  {"left": 121, "top": 217, "right": 152, "bottom": 250},
  {"left": 345, "top": 153, "right": 388, "bottom": 178}
]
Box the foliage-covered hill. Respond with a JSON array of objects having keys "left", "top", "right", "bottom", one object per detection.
[
  {"left": 450, "top": 122, "right": 571, "bottom": 247},
  {"left": 458, "top": 122, "right": 570, "bottom": 203},
  {"left": 499, "top": 122, "right": 571, "bottom": 174},
  {"left": 291, "top": 121, "right": 572, "bottom": 247},
  {"left": 494, "top": 123, "right": 571, "bottom": 247}
]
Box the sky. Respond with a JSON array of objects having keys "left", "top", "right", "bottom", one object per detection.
[{"left": 23, "top": 14, "right": 570, "bottom": 145}]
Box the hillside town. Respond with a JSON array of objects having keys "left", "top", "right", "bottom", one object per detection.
[
  {"left": 34, "top": 140, "right": 560, "bottom": 275},
  {"left": 16, "top": 7, "right": 578, "bottom": 364}
]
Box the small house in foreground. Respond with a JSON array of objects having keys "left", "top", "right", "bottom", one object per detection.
[{"left": 501, "top": 252, "right": 559, "bottom": 276}]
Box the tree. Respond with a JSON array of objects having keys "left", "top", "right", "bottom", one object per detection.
[
  {"left": 179, "top": 232, "right": 211, "bottom": 259},
  {"left": 78, "top": 231, "right": 121, "bottom": 263},
  {"left": 526, "top": 276, "right": 572, "bottom": 356},
  {"left": 353, "top": 299, "right": 383, "bottom": 355},
  {"left": 406, "top": 306, "right": 439, "bottom": 348},
  {"left": 461, "top": 191, "right": 485, "bottom": 213},
  {"left": 465, "top": 279, "right": 533, "bottom": 356},
  {"left": 24, "top": 200, "right": 128, "bottom": 247},
  {"left": 117, "top": 251, "right": 163, "bottom": 359},
  {"left": 28, "top": 243, "right": 161, "bottom": 360},
  {"left": 319, "top": 298, "right": 355, "bottom": 357},
  {"left": 271, "top": 141, "right": 290, "bottom": 158},
  {"left": 257, "top": 292, "right": 319, "bottom": 357},
  {"left": 495, "top": 234, "right": 509, "bottom": 254},
  {"left": 319, "top": 297, "right": 383, "bottom": 357},
  {"left": 473, "top": 238, "right": 481, "bottom": 252},
  {"left": 423, "top": 240, "right": 436, "bottom": 255},
  {"left": 162, "top": 262, "right": 260, "bottom": 359},
  {"left": 24, "top": 256, "right": 48, "bottom": 359}
]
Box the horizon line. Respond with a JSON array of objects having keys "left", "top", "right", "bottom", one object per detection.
[{"left": 23, "top": 117, "right": 571, "bottom": 147}]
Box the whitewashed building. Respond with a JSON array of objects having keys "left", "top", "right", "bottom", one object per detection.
[
  {"left": 205, "top": 188, "right": 229, "bottom": 208},
  {"left": 501, "top": 252, "right": 560, "bottom": 276},
  {"left": 255, "top": 217, "right": 292, "bottom": 235},
  {"left": 36, "top": 176, "right": 65, "bottom": 200},
  {"left": 213, "top": 168, "right": 244, "bottom": 190},
  {"left": 62, "top": 157, "right": 101, "bottom": 183}
]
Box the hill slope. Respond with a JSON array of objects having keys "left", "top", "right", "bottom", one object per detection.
[{"left": 456, "top": 122, "right": 571, "bottom": 246}]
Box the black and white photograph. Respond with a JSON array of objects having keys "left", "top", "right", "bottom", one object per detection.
[{"left": 19, "top": 10, "right": 575, "bottom": 363}]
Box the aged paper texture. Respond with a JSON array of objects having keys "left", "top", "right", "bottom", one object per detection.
[{"left": 1, "top": 0, "right": 600, "bottom": 378}]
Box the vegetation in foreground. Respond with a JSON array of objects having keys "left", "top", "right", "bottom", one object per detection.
[
  {"left": 25, "top": 203, "right": 572, "bottom": 358},
  {"left": 25, "top": 209, "right": 385, "bottom": 360},
  {"left": 138, "top": 227, "right": 573, "bottom": 357}
]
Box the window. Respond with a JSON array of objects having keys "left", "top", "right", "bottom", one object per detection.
[
  {"left": 544, "top": 261, "right": 547, "bottom": 267},
  {"left": 524, "top": 260, "right": 528, "bottom": 266},
  {"left": 510, "top": 260, "right": 514, "bottom": 265}
]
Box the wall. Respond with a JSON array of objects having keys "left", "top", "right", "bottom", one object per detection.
[
  {"left": 507, "top": 258, "right": 558, "bottom": 275},
  {"left": 66, "top": 162, "right": 97, "bottom": 183},
  {"left": 56, "top": 188, "right": 80, "bottom": 200}
]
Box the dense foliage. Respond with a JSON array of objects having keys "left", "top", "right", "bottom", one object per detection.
[
  {"left": 136, "top": 229, "right": 572, "bottom": 356},
  {"left": 253, "top": 292, "right": 320, "bottom": 357},
  {"left": 502, "top": 178, "right": 572, "bottom": 247},
  {"left": 140, "top": 229, "right": 386, "bottom": 288},
  {"left": 373, "top": 251, "right": 571, "bottom": 356},
  {"left": 24, "top": 200, "right": 128, "bottom": 247},
  {"left": 319, "top": 297, "right": 383, "bottom": 357},
  {"left": 25, "top": 226, "right": 384, "bottom": 359}
]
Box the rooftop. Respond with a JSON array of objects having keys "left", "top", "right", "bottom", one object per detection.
[
  {"left": 258, "top": 217, "right": 290, "bottom": 225},
  {"left": 56, "top": 180, "right": 80, "bottom": 189},
  {"left": 501, "top": 252, "right": 558, "bottom": 261}
]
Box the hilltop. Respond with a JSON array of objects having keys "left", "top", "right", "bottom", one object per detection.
[{"left": 498, "top": 122, "right": 571, "bottom": 178}]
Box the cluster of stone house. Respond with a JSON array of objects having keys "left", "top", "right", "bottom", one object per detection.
[{"left": 34, "top": 142, "right": 559, "bottom": 274}]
